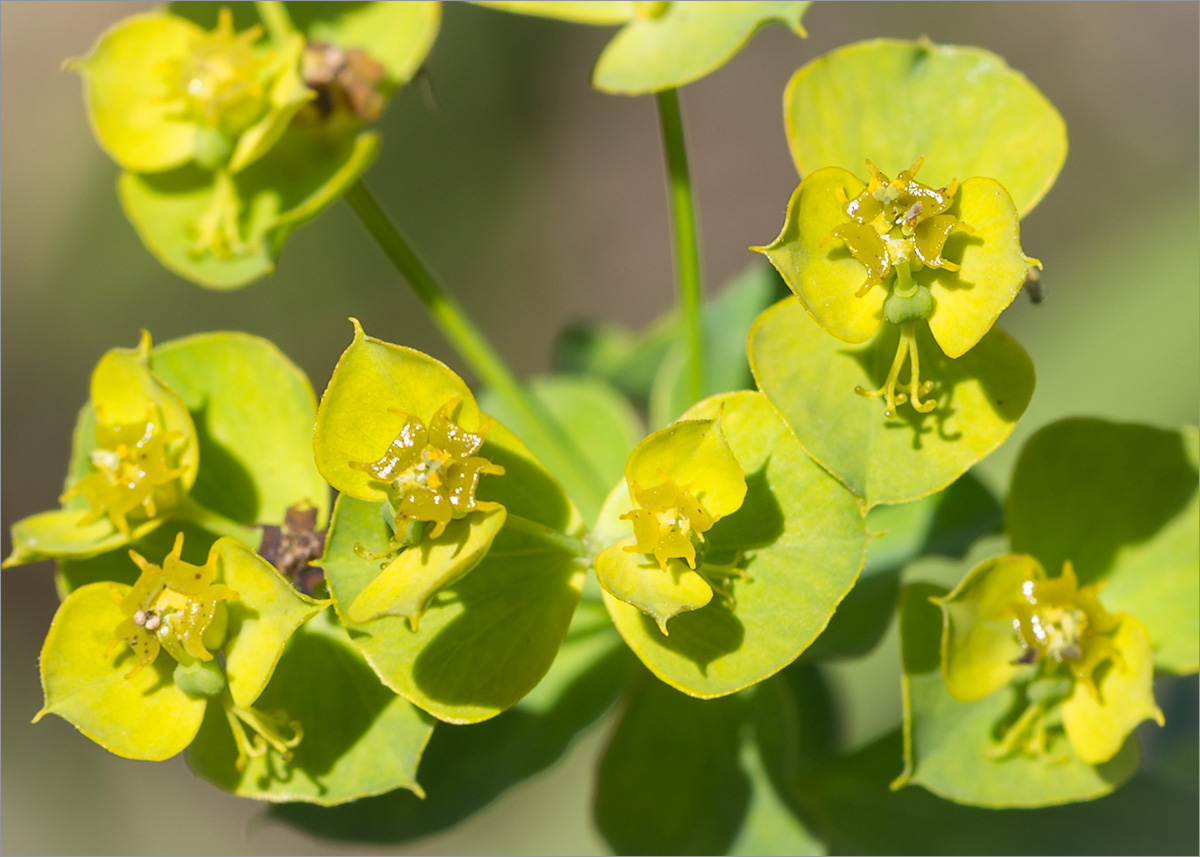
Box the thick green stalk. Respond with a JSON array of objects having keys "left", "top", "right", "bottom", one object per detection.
[
  {"left": 343, "top": 180, "right": 609, "bottom": 512},
  {"left": 655, "top": 87, "right": 705, "bottom": 404},
  {"left": 255, "top": 1, "right": 296, "bottom": 46},
  {"left": 504, "top": 514, "right": 588, "bottom": 558}
]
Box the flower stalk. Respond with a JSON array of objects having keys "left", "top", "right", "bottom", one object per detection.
[
  {"left": 343, "top": 180, "right": 609, "bottom": 513},
  {"left": 655, "top": 87, "right": 705, "bottom": 405}
]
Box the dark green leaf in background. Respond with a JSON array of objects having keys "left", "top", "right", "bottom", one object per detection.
[{"left": 1007, "top": 419, "right": 1199, "bottom": 674}]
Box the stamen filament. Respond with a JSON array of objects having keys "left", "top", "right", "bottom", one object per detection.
[
  {"left": 223, "top": 694, "right": 302, "bottom": 772},
  {"left": 856, "top": 323, "right": 937, "bottom": 416},
  {"left": 987, "top": 699, "right": 1048, "bottom": 760}
]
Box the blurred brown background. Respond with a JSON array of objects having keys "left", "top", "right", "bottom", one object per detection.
[{"left": 3, "top": 2, "right": 1197, "bottom": 853}]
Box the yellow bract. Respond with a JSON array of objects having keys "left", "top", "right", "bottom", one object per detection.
[{"left": 595, "top": 418, "right": 747, "bottom": 633}]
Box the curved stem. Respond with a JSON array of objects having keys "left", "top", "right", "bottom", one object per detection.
[
  {"left": 174, "top": 497, "right": 262, "bottom": 548},
  {"left": 503, "top": 513, "right": 588, "bottom": 558},
  {"left": 656, "top": 88, "right": 706, "bottom": 405},
  {"left": 342, "top": 181, "right": 609, "bottom": 512},
  {"left": 255, "top": 1, "right": 296, "bottom": 46}
]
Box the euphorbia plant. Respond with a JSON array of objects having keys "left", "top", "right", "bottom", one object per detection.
[{"left": 5, "top": 3, "right": 1197, "bottom": 854}]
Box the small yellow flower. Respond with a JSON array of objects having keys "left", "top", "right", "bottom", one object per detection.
[{"left": 350, "top": 397, "right": 505, "bottom": 543}]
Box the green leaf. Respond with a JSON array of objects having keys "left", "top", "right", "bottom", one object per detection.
[
  {"left": 552, "top": 263, "right": 784, "bottom": 415},
  {"left": 479, "top": 374, "right": 644, "bottom": 524},
  {"left": 119, "top": 128, "right": 380, "bottom": 290},
  {"left": 36, "top": 582, "right": 207, "bottom": 761},
  {"left": 896, "top": 582, "right": 1138, "bottom": 807},
  {"left": 784, "top": 39, "right": 1066, "bottom": 217},
  {"left": 188, "top": 610, "right": 434, "bottom": 804},
  {"left": 149, "top": 332, "right": 329, "bottom": 527},
  {"left": 594, "top": 675, "right": 823, "bottom": 856},
  {"left": 804, "top": 471, "right": 1001, "bottom": 661},
  {"left": 552, "top": 315, "right": 677, "bottom": 405},
  {"left": 593, "top": 1, "right": 810, "bottom": 95},
  {"left": 798, "top": 728, "right": 1199, "bottom": 855},
  {"left": 216, "top": 538, "right": 325, "bottom": 709},
  {"left": 733, "top": 666, "right": 833, "bottom": 856},
  {"left": 67, "top": 12, "right": 203, "bottom": 172},
  {"left": 287, "top": 1, "right": 441, "bottom": 88},
  {"left": 6, "top": 510, "right": 158, "bottom": 567},
  {"left": 268, "top": 599, "right": 640, "bottom": 841},
  {"left": 322, "top": 493, "right": 584, "bottom": 724},
  {"left": 750, "top": 297, "right": 1034, "bottom": 509},
  {"left": 1007, "top": 419, "right": 1199, "bottom": 674},
  {"left": 650, "top": 263, "right": 786, "bottom": 428},
  {"left": 594, "top": 391, "right": 867, "bottom": 697}
]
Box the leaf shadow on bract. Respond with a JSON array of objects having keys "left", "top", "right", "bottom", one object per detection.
[
  {"left": 110, "top": 645, "right": 175, "bottom": 698},
  {"left": 845, "top": 321, "right": 1028, "bottom": 452},
  {"left": 707, "top": 464, "right": 785, "bottom": 551},
  {"left": 189, "top": 613, "right": 430, "bottom": 802},
  {"left": 843, "top": 331, "right": 956, "bottom": 452},
  {"left": 638, "top": 598, "right": 745, "bottom": 676},
  {"left": 185, "top": 399, "right": 261, "bottom": 525},
  {"left": 477, "top": 433, "right": 573, "bottom": 532},
  {"left": 924, "top": 230, "right": 985, "bottom": 294},
  {"left": 223, "top": 602, "right": 262, "bottom": 656},
  {"left": 407, "top": 547, "right": 579, "bottom": 710},
  {"left": 1009, "top": 421, "right": 1199, "bottom": 584},
  {"left": 641, "top": 464, "right": 785, "bottom": 672},
  {"left": 267, "top": 608, "right": 640, "bottom": 843}
]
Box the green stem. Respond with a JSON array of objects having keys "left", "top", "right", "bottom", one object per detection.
[
  {"left": 255, "top": 1, "right": 296, "bottom": 46},
  {"left": 174, "top": 498, "right": 262, "bottom": 548},
  {"left": 343, "top": 180, "right": 609, "bottom": 513},
  {"left": 655, "top": 87, "right": 705, "bottom": 405},
  {"left": 503, "top": 514, "right": 588, "bottom": 558}
]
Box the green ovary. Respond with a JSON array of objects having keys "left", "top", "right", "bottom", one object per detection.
[
  {"left": 830, "top": 158, "right": 972, "bottom": 417},
  {"left": 61, "top": 409, "right": 188, "bottom": 535},
  {"left": 351, "top": 398, "right": 506, "bottom": 547},
  {"left": 1009, "top": 561, "right": 1121, "bottom": 699}
]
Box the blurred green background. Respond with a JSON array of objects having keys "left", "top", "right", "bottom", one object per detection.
[{"left": 2, "top": 2, "right": 1196, "bottom": 854}]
